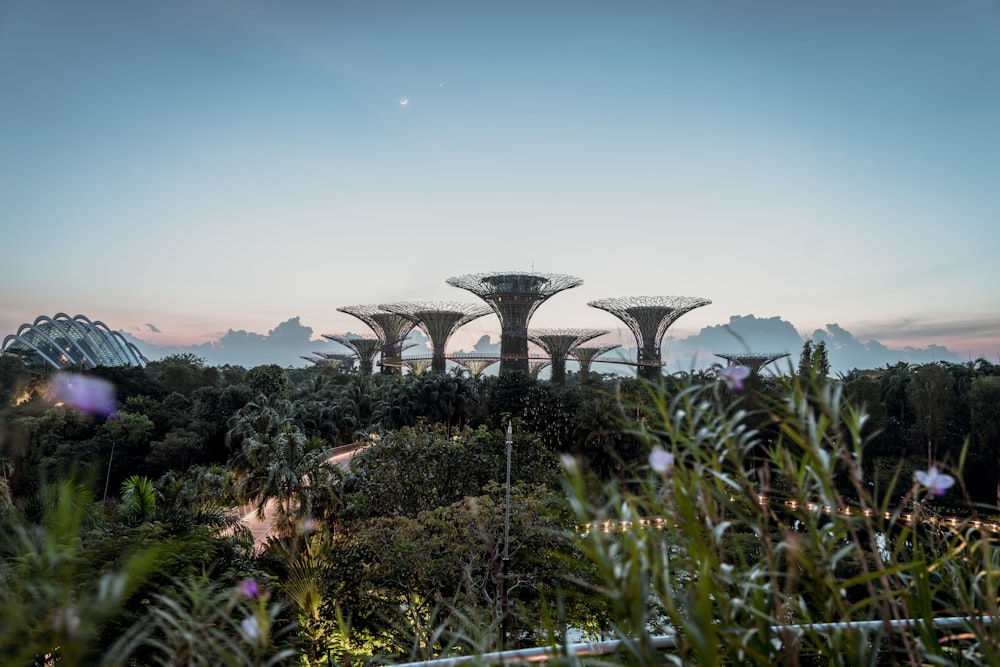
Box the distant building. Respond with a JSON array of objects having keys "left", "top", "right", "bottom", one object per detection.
[{"left": 2, "top": 313, "right": 148, "bottom": 369}]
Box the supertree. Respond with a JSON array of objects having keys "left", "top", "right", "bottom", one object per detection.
[
  {"left": 381, "top": 301, "right": 493, "bottom": 373},
  {"left": 403, "top": 359, "right": 432, "bottom": 376},
  {"left": 300, "top": 352, "right": 355, "bottom": 372},
  {"left": 446, "top": 271, "right": 583, "bottom": 375},
  {"left": 715, "top": 352, "right": 790, "bottom": 375},
  {"left": 321, "top": 334, "right": 382, "bottom": 376},
  {"left": 570, "top": 344, "right": 622, "bottom": 380},
  {"left": 450, "top": 354, "right": 500, "bottom": 379},
  {"left": 589, "top": 296, "right": 712, "bottom": 381},
  {"left": 527, "top": 328, "right": 608, "bottom": 385},
  {"left": 378, "top": 343, "right": 420, "bottom": 372},
  {"left": 337, "top": 305, "right": 419, "bottom": 376},
  {"left": 528, "top": 359, "right": 551, "bottom": 380}
]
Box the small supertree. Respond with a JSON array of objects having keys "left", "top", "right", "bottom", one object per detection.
[
  {"left": 450, "top": 353, "right": 501, "bottom": 379},
  {"left": 403, "top": 359, "right": 432, "bottom": 376},
  {"left": 381, "top": 301, "right": 493, "bottom": 373},
  {"left": 322, "top": 335, "right": 382, "bottom": 376},
  {"left": 528, "top": 359, "right": 551, "bottom": 380},
  {"left": 446, "top": 272, "right": 583, "bottom": 375},
  {"left": 302, "top": 352, "right": 356, "bottom": 373},
  {"left": 337, "top": 306, "right": 419, "bottom": 376},
  {"left": 527, "top": 328, "right": 608, "bottom": 385},
  {"left": 715, "top": 352, "right": 790, "bottom": 376},
  {"left": 589, "top": 296, "right": 711, "bottom": 381},
  {"left": 570, "top": 344, "right": 622, "bottom": 380}
]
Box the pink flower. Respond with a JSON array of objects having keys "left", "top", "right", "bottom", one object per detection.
[
  {"left": 915, "top": 466, "right": 956, "bottom": 497},
  {"left": 46, "top": 373, "right": 117, "bottom": 417},
  {"left": 237, "top": 578, "right": 260, "bottom": 600},
  {"left": 719, "top": 365, "right": 751, "bottom": 391},
  {"left": 649, "top": 445, "right": 675, "bottom": 474}
]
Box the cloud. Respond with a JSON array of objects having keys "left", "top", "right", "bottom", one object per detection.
[
  {"left": 124, "top": 313, "right": 969, "bottom": 374},
  {"left": 812, "top": 323, "right": 960, "bottom": 371},
  {"left": 674, "top": 315, "right": 805, "bottom": 356},
  {"left": 145, "top": 323, "right": 161, "bottom": 333},
  {"left": 126, "top": 316, "right": 432, "bottom": 369},
  {"left": 854, "top": 315, "right": 1000, "bottom": 344},
  {"left": 662, "top": 314, "right": 962, "bottom": 374}
]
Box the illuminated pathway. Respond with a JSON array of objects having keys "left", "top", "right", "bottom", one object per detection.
[{"left": 575, "top": 494, "right": 1000, "bottom": 535}]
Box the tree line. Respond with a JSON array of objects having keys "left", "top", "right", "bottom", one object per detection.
[{"left": 1, "top": 348, "right": 1000, "bottom": 663}]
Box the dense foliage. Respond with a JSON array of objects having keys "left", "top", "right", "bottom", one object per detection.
[{"left": 2, "top": 349, "right": 1000, "bottom": 664}]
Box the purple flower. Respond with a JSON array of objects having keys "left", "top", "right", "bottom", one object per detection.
[
  {"left": 915, "top": 466, "right": 956, "bottom": 497},
  {"left": 649, "top": 445, "right": 675, "bottom": 474},
  {"left": 46, "top": 373, "right": 117, "bottom": 417},
  {"left": 719, "top": 365, "right": 751, "bottom": 391},
  {"left": 237, "top": 578, "right": 260, "bottom": 600}
]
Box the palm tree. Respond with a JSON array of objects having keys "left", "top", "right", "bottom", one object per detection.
[
  {"left": 572, "top": 395, "right": 630, "bottom": 477},
  {"left": 225, "top": 397, "right": 294, "bottom": 452},
  {"left": 372, "top": 381, "right": 417, "bottom": 430},
  {"left": 229, "top": 416, "right": 338, "bottom": 537},
  {"left": 155, "top": 465, "right": 250, "bottom": 544},
  {"left": 338, "top": 375, "right": 377, "bottom": 428},
  {"left": 120, "top": 475, "right": 156, "bottom": 525}
]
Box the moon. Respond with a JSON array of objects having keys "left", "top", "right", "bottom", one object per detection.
[{"left": 399, "top": 97, "right": 408, "bottom": 107}]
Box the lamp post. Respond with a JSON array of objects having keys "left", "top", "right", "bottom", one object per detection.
[
  {"left": 103, "top": 440, "right": 116, "bottom": 503},
  {"left": 500, "top": 420, "right": 513, "bottom": 648}
]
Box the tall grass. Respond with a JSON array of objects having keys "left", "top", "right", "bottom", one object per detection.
[{"left": 559, "top": 373, "right": 1000, "bottom": 665}]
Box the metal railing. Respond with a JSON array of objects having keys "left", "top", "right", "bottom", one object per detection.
[{"left": 394, "top": 615, "right": 995, "bottom": 667}]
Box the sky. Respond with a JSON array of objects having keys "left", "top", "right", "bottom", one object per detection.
[{"left": 2, "top": 1, "right": 999, "bottom": 371}]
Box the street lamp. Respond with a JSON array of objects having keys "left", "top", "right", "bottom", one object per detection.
[{"left": 501, "top": 420, "right": 513, "bottom": 648}]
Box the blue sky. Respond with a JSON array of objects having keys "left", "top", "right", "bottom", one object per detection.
[{"left": 2, "top": 1, "right": 998, "bottom": 365}]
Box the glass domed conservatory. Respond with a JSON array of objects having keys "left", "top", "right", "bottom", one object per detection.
[{"left": 1, "top": 313, "right": 148, "bottom": 369}]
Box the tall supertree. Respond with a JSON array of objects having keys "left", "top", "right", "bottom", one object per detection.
[
  {"left": 321, "top": 334, "right": 382, "bottom": 376},
  {"left": 381, "top": 301, "right": 493, "bottom": 373},
  {"left": 446, "top": 271, "right": 583, "bottom": 375},
  {"left": 337, "top": 306, "right": 419, "bottom": 376},
  {"left": 569, "top": 344, "right": 622, "bottom": 380},
  {"left": 527, "top": 328, "right": 608, "bottom": 385},
  {"left": 589, "top": 296, "right": 711, "bottom": 381},
  {"left": 715, "top": 352, "right": 790, "bottom": 375}
]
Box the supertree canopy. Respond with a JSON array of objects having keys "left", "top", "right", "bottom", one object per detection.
[
  {"left": 715, "top": 352, "right": 790, "bottom": 375},
  {"left": 570, "top": 344, "right": 622, "bottom": 379},
  {"left": 450, "top": 353, "right": 500, "bottom": 379},
  {"left": 300, "top": 352, "right": 356, "bottom": 372},
  {"left": 321, "top": 334, "right": 382, "bottom": 376},
  {"left": 381, "top": 301, "right": 493, "bottom": 373},
  {"left": 446, "top": 271, "right": 583, "bottom": 374},
  {"left": 528, "top": 359, "right": 551, "bottom": 380},
  {"left": 589, "top": 296, "right": 711, "bottom": 380},
  {"left": 403, "top": 359, "right": 431, "bottom": 376},
  {"left": 337, "top": 305, "right": 418, "bottom": 376},
  {"left": 527, "top": 328, "right": 608, "bottom": 385}
]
